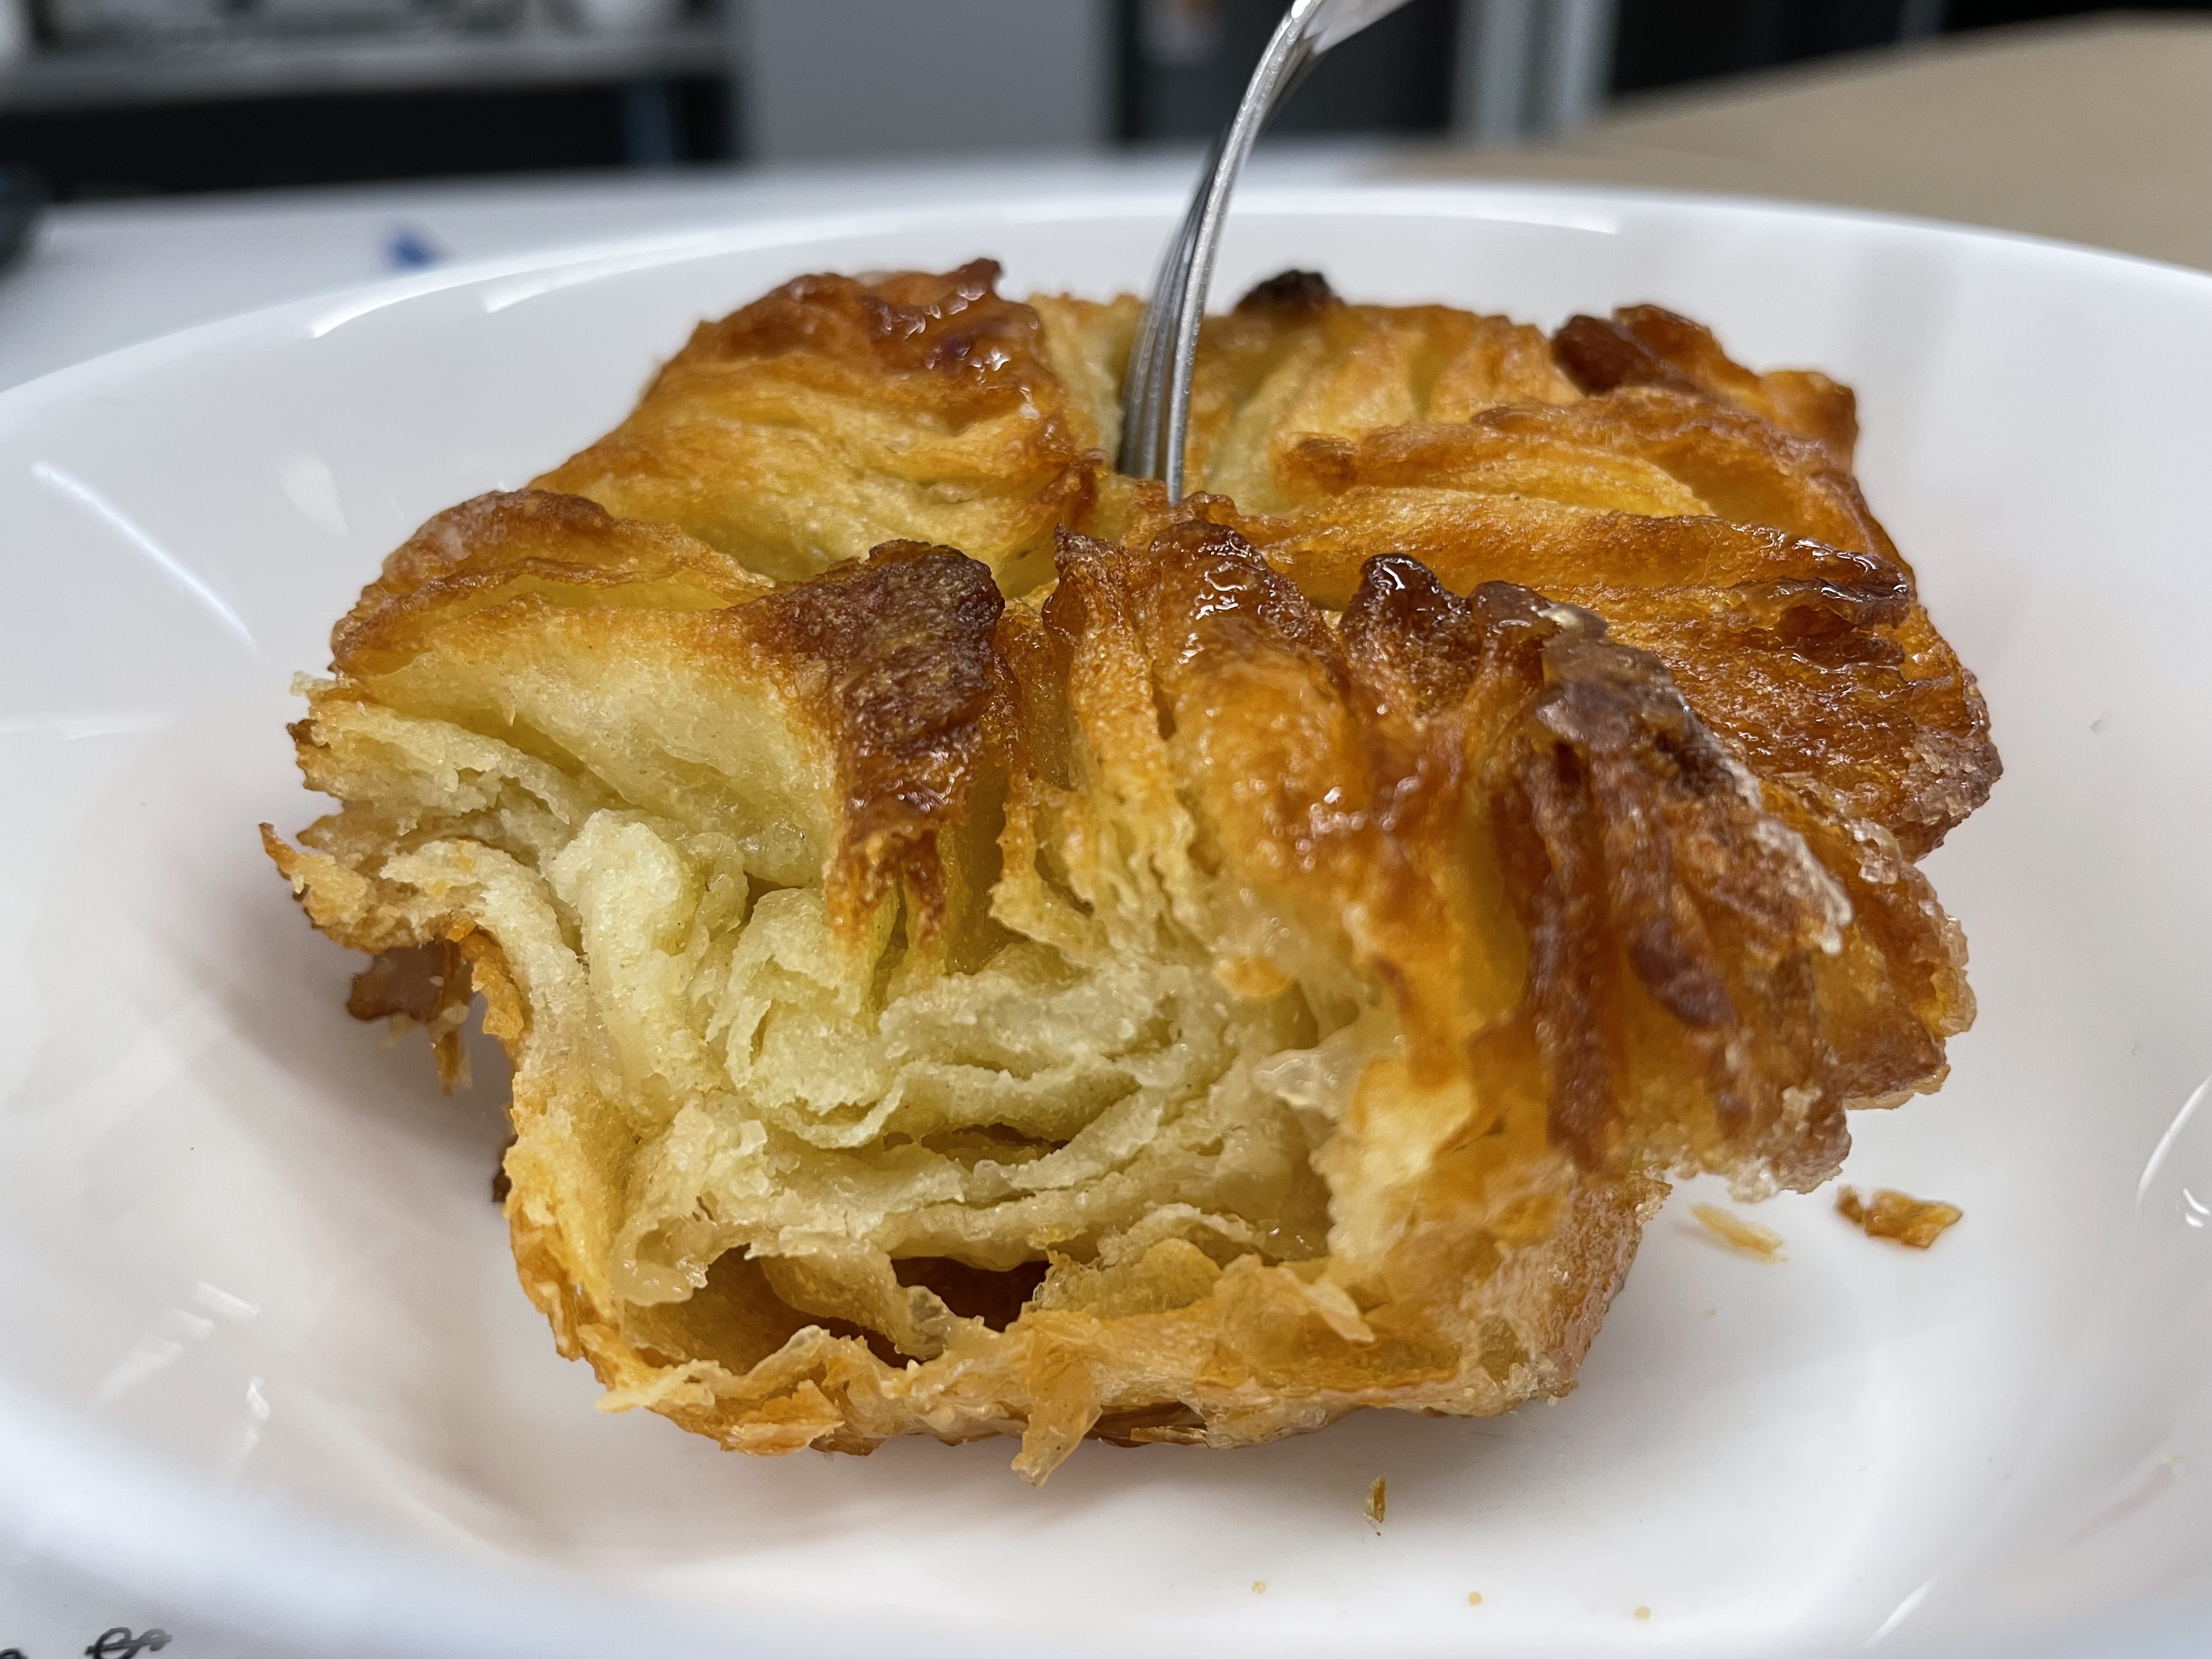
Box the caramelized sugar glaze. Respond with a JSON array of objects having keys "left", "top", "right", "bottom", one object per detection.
[{"left": 269, "top": 262, "right": 1995, "bottom": 1480}]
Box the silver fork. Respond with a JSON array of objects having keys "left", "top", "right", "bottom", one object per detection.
[{"left": 1116, "top": 0, "right": 1418, "bottom": 499}]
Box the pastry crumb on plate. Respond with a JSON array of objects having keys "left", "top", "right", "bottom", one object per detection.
[
  {"left": 1691, "top": 1204, "right": 1786, "bottom": 1261},
  {"left": 1837, "top": 1186, "right": 1963, "bottom": 1248}
]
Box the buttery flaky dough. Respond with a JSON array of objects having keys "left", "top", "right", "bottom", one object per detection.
[{"left": 266, "top": 263, "right": 1990, "bottom": 1482}]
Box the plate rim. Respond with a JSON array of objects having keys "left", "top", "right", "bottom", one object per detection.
[{"left": 2, "top": 173, "right": 2208, "bottom": 430}]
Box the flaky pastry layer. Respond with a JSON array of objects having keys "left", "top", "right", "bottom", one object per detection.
[{"left": 267, "top": 266, "right": 1989, "bottom": 1481}]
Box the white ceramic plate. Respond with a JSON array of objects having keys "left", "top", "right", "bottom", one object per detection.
[{"left": 2, "top": 184, "right": 2208, "bottom": 1659}]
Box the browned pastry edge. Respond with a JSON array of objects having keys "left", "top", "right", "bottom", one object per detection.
[
  {"left": 734, "top": 539, "right": 1005, "bottom": 934},
  {"left": 261, "top": 265, "right": 1995, "bottom": 1483},
  {"left": 1554, "top": 303, "right": 1860, "bottom": 466}
]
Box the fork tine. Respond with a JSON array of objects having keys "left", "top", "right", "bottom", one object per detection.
[
  {"left": 1116, "top": 0, "right": 1411, "bottom": 497},
  {"left": 1116, "top": 156, "right": 1210, "bottom": 482}
]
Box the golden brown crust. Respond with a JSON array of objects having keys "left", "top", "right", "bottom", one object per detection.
[
  {"left": 733, "top": 539, "right": 1004, "bottom": 932},
  {"left": 335, "top": 489, "right": 771, "bottom": 676},
  {"left": 1179, "top": 272, "right": 1583, "bottom": 517},
  {"left": 1276, "top": 387, "right": 1883, "bottom": 552},
  {"left": 314, "top": 491, "right": 1003, "bottom": 934},
  {"left": 270, "top": 500, "right": 1970, "bottom": 1481},
  {"left": 1170, "top": 464, "right": 1995, "bottom": 859},
  {"left": 509, "top": 267, "right": 1994, "bottom": 851},
  {"left": 1069, "top": 522, "right": 1962, "bottom": 1186},
  {"left": 1553, "top": 304, "right": 1859, "bottom": 466},
  {"left": 1075, "top": 277, "right": 1990, "bottom": 855},
  {"left": 264, "top": 265, "right": 1994, "bottom": 1484},
  {"left": 533, "top": 259, "right": 1097, "bottom": 592}
]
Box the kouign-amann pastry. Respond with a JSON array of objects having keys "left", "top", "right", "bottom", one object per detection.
[{"left": 267, "top": 262, "right": 1992, "bottom": 1482}]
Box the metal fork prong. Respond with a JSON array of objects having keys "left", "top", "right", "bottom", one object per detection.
[
  {"left": 1116, "top": 0, "right": 1412, "bottom": 499},
  {"left": 1158, "top": 27, "right": 1315, "bottom": 501},
  {"left": 1116, "top": 138, "right": 1215, "bottom": 483}
]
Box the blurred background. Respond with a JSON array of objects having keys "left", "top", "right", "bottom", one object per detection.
[
  {"left": 0, "top": 0, "right": 2205, "bottom": 200},
  {"left": 0, "top": 0, "right": 2205, "bottom": 394}
]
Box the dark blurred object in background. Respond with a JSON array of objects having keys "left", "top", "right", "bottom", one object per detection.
[
  {"left": 0, "top": 0, "right": 2208, "bottom": 202},
  {"left": 1612, "top": 0, "right": 2212, "bottom": 94},
  {"left": 0, "top": 159, "right": 43, "bottom": 268},
  {"left": 1, "top": 81, "right": 725, "bottom": 195},
  {"left": 1119, "top": 0, "right": 1455, "bottom": 139},
  {"left": 1613, "top": 0, "right": 1914, "bottom": 94},
  {"left": 0, "top": 0, "right": 733, "bottom": 198}
]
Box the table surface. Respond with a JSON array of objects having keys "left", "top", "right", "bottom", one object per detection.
[
  {"left": 2, "top": 11, "right": 2207, "bottom": 1654},
  {"left": 1420, "top": 12, "right": 2212, "bottom": 275}
]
